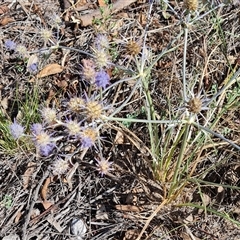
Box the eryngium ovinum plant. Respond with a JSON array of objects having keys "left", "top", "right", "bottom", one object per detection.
[{"left": 5, "top": 33, "right": 114, "bottom": 177}]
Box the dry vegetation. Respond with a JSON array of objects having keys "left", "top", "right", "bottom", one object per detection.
[{"left": 0, "top": 0, "right": 240, "bottom": 239}]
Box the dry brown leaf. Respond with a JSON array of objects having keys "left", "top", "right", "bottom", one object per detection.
[
  {"left": 0, "top": 17, "right": 15, "bottom": 26},
  {"left": 22, "top": 162, "right": 37, "bottom": 190},
  {"left": 42, "top": 200, "right": 53, "bottom": 210},
  {"left": 41, "top": 177, "right": 54, "bottom": 201},
  {"left": 114, "top": 130, "right": 124, "bottom": 144},
  {"left": 14, "top": 211, "right": 22, "bottom": 224},
  {"left": 1, "top": 97, "right": 8, "bottom": 110},
  {"left": 0, "top": 5, "right": 9, "bottom": 15},
  {"left": 98, "top": 0, "right": 107, "bottom": 7},
  {"left": 37, "top": 64, "right": 63, "bottom": 78},
  {"left": 179, "top": 232, "right": 192, "bottom": 240}
]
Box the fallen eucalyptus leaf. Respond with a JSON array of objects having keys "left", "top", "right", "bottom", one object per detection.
[{"left": 37, "top": 63, "right": 63, "bottom": 78}]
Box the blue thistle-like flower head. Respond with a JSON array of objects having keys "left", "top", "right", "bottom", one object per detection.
[
  {"left": 9, "top": 119, "right": 24, "bottom": 139},
  {"left": 80, "top": 127, "right": 98, "bottom": 148},
  {"left": 95, "top": 70, "right": 110, "bottom": 89},
  {"left": 31, "top": 123, "right": 55, "bottom": 156},
  {"left": 28, "top": 62, "right": 38, "bottom": 73},
  {"left": 5, "top": 40, "right": 17, "bottom": 51},
  {"left": 39, "top": 143, "right": 55, "bottom": 157}
]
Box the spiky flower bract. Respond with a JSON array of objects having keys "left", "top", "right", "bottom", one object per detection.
[
  {"left": 93, "top": 47, "right": 110, "bottom": 69},
  {"left": 184, "top": 0, "right": 198, "bottom": 11},
  {"left": 64, "top": 119, "right": 81, "bottom": 137},
  {"left": 95, "top": 70, "right": 110, "bottom": 89},
  {"left": 5, "top": 40, "right": 17, "bottom": 51},
  {"left": 9, "top": 119, "right": 25, "bottom": 140},
  {"left": 94, "top": 34, "right": 109, "bottom": 50},
  {"left": 81, "top": 59, "right": 96, "bottom": 82},
  {"left": 85, "top": 100, "right": 103, "bottom": 120},
  {"left": 68, "top": 97, "right": 85, "bottom": 113},
  {"left": 41, "top": 107, "right": 57, "bottom": 124},
  {"left": 16, "top": 45, "right": 29, "bottom": 58},
  {"left": 96, "top": 157, "right": 113, "bottom": 177},
  {"left": 80, "top": 127, "right": 98, "bottom": 148}
]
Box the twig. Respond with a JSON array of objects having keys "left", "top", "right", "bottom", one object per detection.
[{"left": 22, "top": 168, "right": 49, "bottom": 240}]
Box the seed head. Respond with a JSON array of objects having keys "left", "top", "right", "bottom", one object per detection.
[
  {"left": 51, "top": 14, "right": 62, "bottom": 27},
  {"left": 31, "top": 123, "right": 55, "bottom": 156},
  {"left": 68, "top": 97, "right": 85, "bottom": 113},
  {"left": 65, "top": 119, "right": 81, "bottom": 136},
  {"left": 85, "top": 100, "right": 103, "bottom": 120},
  {"left": 16, "top": 45, "right": 29, "bottom": 58},
  {"left": 81, "top": 59, "right": 96, "bottom": 82},
  {"left": 40, "top": 28, "right": 52, "bottom": 42},
  {"left": 126, "top": 40, "right": 141, "bottom": 56},
  {"left": 9, "top": 119, "right": 24, "bottom": 139},
  {"left": 41, "top": 107, "right": 57, "bottom": 124},
  {"left": 187, "top": 97, "right": 202, "bottom": 114},
  {"left": 93, "top": 48, "right": 109, "bottom": 68},
  {"left": 184, "top": 0, "right": 198, "bottom": 11},
  {"left": 94, "top": 34, "right": 109, "bottom": 50}
]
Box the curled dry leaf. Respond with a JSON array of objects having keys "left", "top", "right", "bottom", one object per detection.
[
  {"left": 37, "top": 63, "right": 63, "bottom": 78},
  {"left": 22, "top": 162, "right": 37, "bottom": 190},
  {"left": 41, "top": 176, "right": 54, "bottom": 201}
]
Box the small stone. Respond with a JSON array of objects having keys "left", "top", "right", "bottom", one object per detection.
[{"left": 70, "top": 218, "right": 87, "bottom": 240}]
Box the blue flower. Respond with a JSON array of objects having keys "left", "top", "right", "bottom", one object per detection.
[
  {"left": 5, "top": 40, "right": 17, "bottom": 51},
  {"left": 28, "top": 62, "right": 38, "bottom": 73},
  {"left": 9, "top": 119, "right": 24, "bottom": 139},
  {"left": 39, "top": 143, "right": 55, "bottom": 157},
  {"left": 95, "top": 70, "right": 110, "bottom": 89},
  {"left": 31, "top": 123, "right": 55, "bottom": 156}
]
